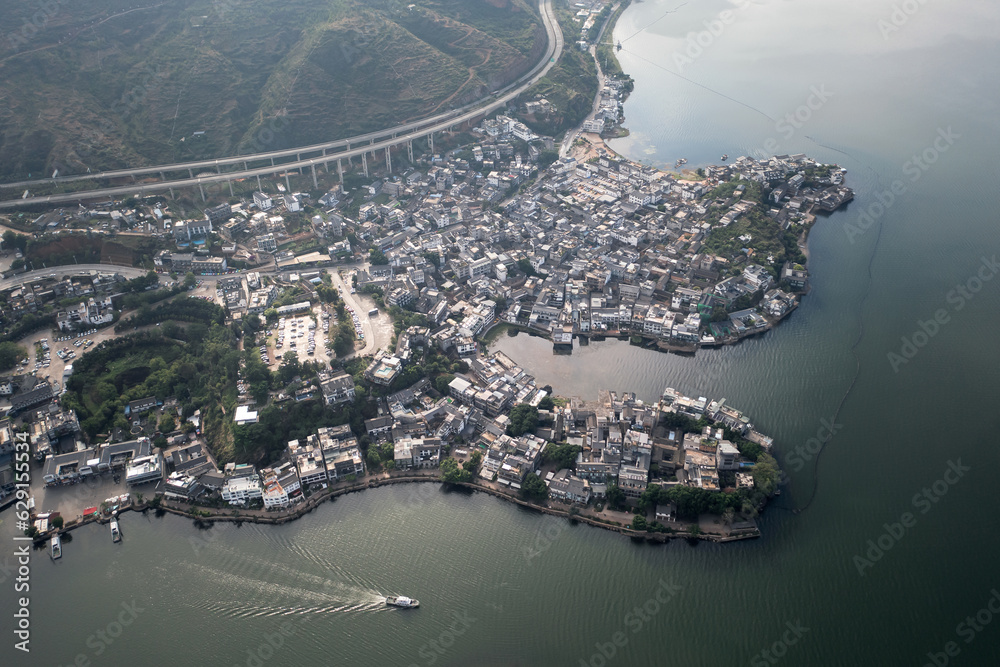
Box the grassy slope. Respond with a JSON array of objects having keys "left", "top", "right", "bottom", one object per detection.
[
  {"left": 0, "top": 0, "right": 543, "bottom": 180},
  {"left": 515, "top": 3, "right": 598, "bottom": 139}
]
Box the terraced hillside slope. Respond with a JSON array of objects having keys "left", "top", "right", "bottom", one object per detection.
[{"left": 0, "top": 0, "right": 544, "bottom": 181}]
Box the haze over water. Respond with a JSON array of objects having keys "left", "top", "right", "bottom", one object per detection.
[{"left": 4, "top": 1, "right": 1000, "bottom": 665}]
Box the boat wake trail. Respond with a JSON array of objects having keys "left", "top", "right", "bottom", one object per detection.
[{"left": 198, "top": 598, "right": 386, "bottom": 619}]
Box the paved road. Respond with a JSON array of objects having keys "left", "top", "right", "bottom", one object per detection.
[
  {"left": 328, "top": 267, "right": 394, "bottom": 359},
  {"left": 0, "top": 0, "right": 563, "bottom": 209},
  {"left": 0, "top": 263, "right": 149, "bottom": 290},
  {"left": 559, "top": 4, "right": 616, "bottom": 159}
]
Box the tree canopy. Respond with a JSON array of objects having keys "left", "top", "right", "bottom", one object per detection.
[
  {"left": 519, "top": 472, "right": 548, "bottom": 501},
  {"left": 506, "top": 404, "right": 539, "bottom": 437},
  {"left": 441, "top": 457, "right": 472, "bottom": 483},
  {"left": 540, "top": 442, "right": 581, "bottom": 471},
  {"left": 0, "top": 341, "right": 26, "bottom": 371}
]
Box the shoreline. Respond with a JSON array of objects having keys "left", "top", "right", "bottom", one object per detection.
[{"left": 32, "top": 473, "right": 759, "bottom": 547}]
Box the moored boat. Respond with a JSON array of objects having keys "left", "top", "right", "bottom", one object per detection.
[
  {"left": 51, "top": 535, "right": 62, "bottom": 559},
  {"left": 111, "top": 519, "right": 121, "bottom": 543},
  {"left": 385, "top": 595, "right": 419, "bottom": 608}
]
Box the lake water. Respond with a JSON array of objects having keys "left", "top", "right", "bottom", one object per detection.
[{"left": 4, "top": 0, "right": 1000, "bottom": 664}]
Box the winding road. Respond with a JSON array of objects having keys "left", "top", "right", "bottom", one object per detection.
[{"left": 0, "top": 0, "right": 563, "bottom": 210}]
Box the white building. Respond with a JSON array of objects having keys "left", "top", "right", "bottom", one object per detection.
[
  {"left": 254, "top": 191, "right": 274, "bottom": 211},
  {"left": 221, "top": 476, "right": 263, "bottom": 504}
]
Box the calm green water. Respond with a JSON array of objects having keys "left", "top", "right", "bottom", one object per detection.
[{"left": 5, "top": 0, "right": 1000, "bottom": 664}]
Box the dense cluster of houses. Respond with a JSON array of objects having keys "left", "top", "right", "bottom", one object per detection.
[
  {"left": 319, "top": 139, "right": 850, "bottom": 355},
  {"left": 1, "top": 269, "right": 129, "bottom": 334}
]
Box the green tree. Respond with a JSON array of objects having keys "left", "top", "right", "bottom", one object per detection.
[
  {"left": 440, "top": 457, "right": 471, "bottom": 483},
  {"left": 710, "top": 306, "right": 729, "bottom": 322},
  {"left": 606, "top": 485, "right": 626, "bottom": 511},
  {"left": 637, "top": 483, "right": 662, "bottom": 513},
  {"left": 506, "top": 404, "right": 539, "bottom": 437},
  {"left": 752, "top": 452, "right": 781, "bottom": 496},
  {"left": 538, "top": 150, "right": 559, "bottom": 169},
  {"left": 51, "top": 516, "right": 64, "bottom": 529},
  {"left": 631, "top": 515, "right": 647, "bottom": 530},
  {"left": 434, "top": 374, "right": 455, "bottom": 394},
  {"left": 464, "top": 450, "right": 483, "bottom": 473},
  {"left": 158, "top": 414, "right": 176, "bottom": 433},
  {"left": 183, "top": 272, "right": 196, "bottom": 289},
  {"left": 519, "top": 472, "right": 548, "bottom": 501},
  {"left": 3, "top": 230, "right": 28, "bottom": 253},
  {"left": 369, "top": 248, "right": 388, "bottom": 265},
  {"left": 540, "top": 442, "right": 582, "bottom": 470},
  {"left": 317, "top": 284, "right": 339, "bottom": 303},
  {"left": 517, "top": 258, "right": 536, "bottom": 276},
  {"left": 0, "top": 341, "right": 27, "bottom": 371},
  {"left": 278, "top": 351, "right": 301, "bottom": 384}
]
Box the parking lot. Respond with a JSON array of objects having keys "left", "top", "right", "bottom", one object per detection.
[
  {"left": 262, "top": 304, "right": 336, "bottom": 369},
  {"left": 7, "top": 325, "right": 119, "bottom": 396}
]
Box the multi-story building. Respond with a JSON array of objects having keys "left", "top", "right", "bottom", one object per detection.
[{"left": 221, "top": 475, "right": 263, "bottom": 504}]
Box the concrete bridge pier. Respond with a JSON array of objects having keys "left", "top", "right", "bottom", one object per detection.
[
  {"left": 337, "top": 159, "right": 344, "bottom": 193},
  {"left": 169, "top": 187, "right": 175, "bottom": 199},
  {"left": 257, "top": 175, "right": 262, "bottom": 191},
  {"left": 284, "top": 171, "right": 291, "bottom": 192},
  {"left": 311, "top": 163, "right": 318, "bottom": 189},
  {"left": 407, "top": 140, "right": 413, "bottom": 162},
  {"left": 228, "top": 180, "right": 234, "bottom": 197},
  {"left": 199, "top": 183, "right": 206, "bottom": 201},
  {"left": 385, "top": 147, "right": 392, "bottom": 173},
  {"left": 362, "top": 152, "right": 369, "bottom": 178},
  {"left": 428, "top": 132, "right": 434, "bottom": 153},
  {"left": 188, "top": 168, "right": 194, "bottom": 178}
]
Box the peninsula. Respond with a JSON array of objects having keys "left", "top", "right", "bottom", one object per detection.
[{"left": 1, "top": 0, "right": 853, "bottom": 547}]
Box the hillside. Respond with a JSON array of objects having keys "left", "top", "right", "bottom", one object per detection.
[{"left": 0, "top": 0, "right": 544, "bottom": 181}]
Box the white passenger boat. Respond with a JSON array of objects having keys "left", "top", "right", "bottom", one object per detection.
[{"left": 385, "top": 595, "right": 419, "bottom": 609}]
